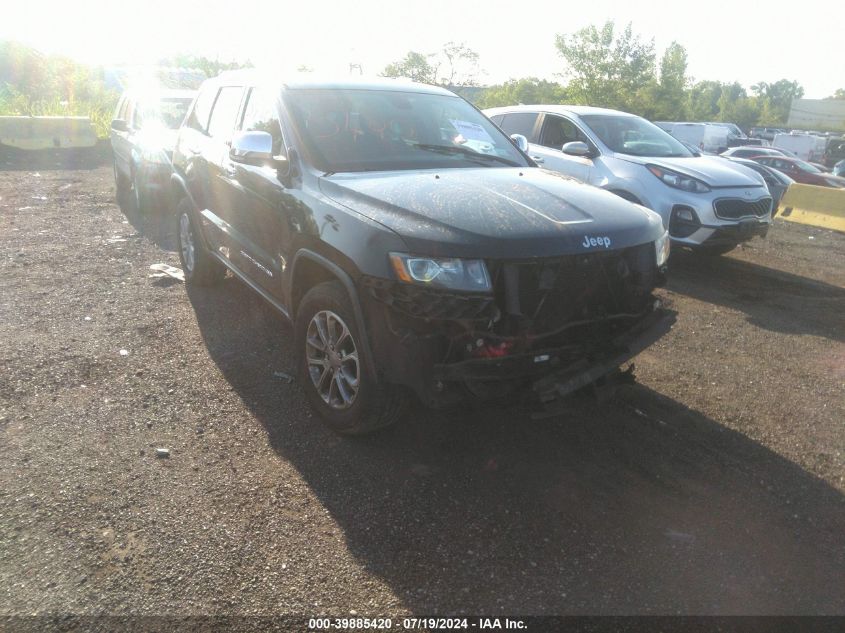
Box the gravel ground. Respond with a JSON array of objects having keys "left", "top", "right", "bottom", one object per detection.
[{"left": 1, "top": 157, "right": 844, "bottom": 619}]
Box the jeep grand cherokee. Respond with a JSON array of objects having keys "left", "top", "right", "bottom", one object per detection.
[{"left": 171, "top": 72, "right": 673, "bottom": 434}]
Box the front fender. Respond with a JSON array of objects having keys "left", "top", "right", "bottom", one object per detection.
[{"left": 289, "top": 249, "right": 378, "bottom": 382}]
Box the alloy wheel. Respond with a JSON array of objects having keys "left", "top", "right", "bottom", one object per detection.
[
  {"left": 305, "top": 310, "right": 360, "bottom": 410},
  {"left": 179, "top": 212, "right": 195, "bottom": 273}
]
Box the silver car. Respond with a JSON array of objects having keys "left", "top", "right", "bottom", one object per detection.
[{"left": 485, "top": 105, "right": 772, "bottom": 255}]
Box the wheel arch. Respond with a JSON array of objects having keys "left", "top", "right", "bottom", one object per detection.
[
  {"left": 169, "top": 173, "right": 194, "bottom": 209},
  {"left": 290, "top": 250, "right": 378, "bottom": 382},
  {"left": 170, "top": 174, "right": 216, "bottom": 250}
]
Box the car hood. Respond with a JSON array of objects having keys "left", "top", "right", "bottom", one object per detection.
[
  {"left": 616, "top": 154, "right": 765, "bottom": 187},
  {"left": 136, "top": 127, "right": 179, "bottom": 153},
  {"left": 319, "top": 168, "right": 664, "bottom": 259},
  {"left": 821, "top": 174, "right": 845, "bottom": 186}
]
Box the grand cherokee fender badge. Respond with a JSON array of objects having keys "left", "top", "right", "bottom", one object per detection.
[{"left": 582, "top": 235, "right": 612, "bottom": 249}]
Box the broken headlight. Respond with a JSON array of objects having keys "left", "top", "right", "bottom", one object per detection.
[
  {"left": 389, "top": 253, "right": 491, "bottom": 292},
  {"left": 655, "top": 230, "right": 670, "bottom": 267}
]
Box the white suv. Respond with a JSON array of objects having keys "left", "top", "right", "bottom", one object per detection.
[{"left": 485, "top": 105, "right": 772, "bottom": 255}]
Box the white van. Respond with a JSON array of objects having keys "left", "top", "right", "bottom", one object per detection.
[
  {"left": 667, "top": 123, "right": 729, "bottom": 154},
  {"left": 772, "top": 132, "right": 826, "bottom": 162}
]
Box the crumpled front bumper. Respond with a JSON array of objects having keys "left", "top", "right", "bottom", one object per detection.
[{"left": 430, "top": 306, "right": 676, "bottom": 397}]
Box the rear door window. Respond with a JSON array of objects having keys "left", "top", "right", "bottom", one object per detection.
[
  {"left": 498, "top": 112, "right": 539, "bottom": 141},
  {"left": 186, "top": 86, "right": 217, "bottom": 134},
  {"left": 207, "top": 87, "right": 244, "bottom": 141}
]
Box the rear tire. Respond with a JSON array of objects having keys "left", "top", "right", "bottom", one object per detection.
[
  {"left": 175, "top": 198, "right": 225, "bottom": 286},
  {"left": 295, "top": 281, "right": 405, "bottom": 435}
]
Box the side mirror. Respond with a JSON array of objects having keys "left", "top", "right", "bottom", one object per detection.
[
  {"left": 510, "top": 133, "right": 529, "bottom": 153},
  {"left": 562, "top": 141, "right": 592, "bottom": 157},
  {"left": 230, "top": 131, "right": 287, "bottom": 170},
  {"left": 111, "top": 119, "right": 128, "bottom": 132}
]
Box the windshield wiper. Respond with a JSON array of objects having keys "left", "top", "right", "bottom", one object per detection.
[{"left": 412, "top": 143, "right": 520, "bottom": 167}]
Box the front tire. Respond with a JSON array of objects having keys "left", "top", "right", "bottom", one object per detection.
[
  {"left": 114, "top": 159, "right": 131, "bottom": 213},
  {"left": 295, "top": 281, "right": 405, "bottom": 435},
  {"left": 175, "top": 198, "right": 225, "bottom": 285},
  {"left": 130, "top": 165, "right": 149, "bottom": 215}
]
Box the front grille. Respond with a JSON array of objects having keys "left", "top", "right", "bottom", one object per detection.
[
  {"left": 714, "top": 197, "right": 772, "bottom": 220},
  {"left": 487, "top": 242, "right": 657, "bottom": 337}
]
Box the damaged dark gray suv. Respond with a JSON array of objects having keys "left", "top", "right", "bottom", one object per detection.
[{"left": 171, "top": 71, "right": 673, "bottom": 434}]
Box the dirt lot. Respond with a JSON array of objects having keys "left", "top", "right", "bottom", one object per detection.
[{"left": 1, "top": 156, "right": 844, "bottom": 619}]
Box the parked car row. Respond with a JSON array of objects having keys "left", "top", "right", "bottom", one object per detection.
[
  {"left": 112, "top": 74, "right": 674, "bottom": 434},
  {"left": 111, "top": 89, "right": 196, "bottom": 213},
  {"left": 749, "top": 126, "right": 787, "bottom": 142},
  {"left": 113, "top": 74, "right": 845, "bottom": 434},
  {"left": 719, "top": 143, "right": 845, "bottom": 188},
  {"left": 656, "top": 121, "right": 762, "bottom": 153},
  {"left": 661, "top": 121, "right": 844, "bottom": 171},
  {"left": 751, "top": 155, "right": 845, "bottom": 188}
]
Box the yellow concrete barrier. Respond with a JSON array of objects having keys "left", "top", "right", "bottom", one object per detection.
[
  {"left": 778, "top": 183, "right": 845, "bottom": 232},
  {"left": 0, "top": 116, "right": 98, "bottom": 150}
]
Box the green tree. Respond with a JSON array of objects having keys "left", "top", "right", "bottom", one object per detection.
[
  {"left": 382, "top": 43, "right": 481, "bottom": 86},
  {"left": 0, "top": 41, "right": 57, "bottom": 103},
  {"left": 440, "top": 42, "right": 481, "bottom": 86},
  {"left": 554, "top": 21, "right": 656, "bottom": 111},
  {"left": 654, "top": 42, "right": 688, "bottom": 118},
  {"left": 636, "top": 41, "right": 689, "bottom": 120},
  {"left": 687, "top": 80, "right": 724, "bottom": 120},
  {"left": 751, "top": 79, "right": 803, "bottom": 123},
  {"left": 382, "top": 51, "right": 438, "bottom": 84},
  {"left": 159, "top": 54, "right": 253, "bottom": 78},
  {"left": 826, "top": 88, "right": 845, "bottom": 99},
  {"left": 714, "top": 83, "right": 762, "bottom": 128},
  {"left": 0, "top": 41, "right": 118, "bottom": 135},
  {"left": 719, "top": 96, "right": 762, "bottom": 129},
  {"left": 476, "top": 78, "right": 568, "bottom": 108}
]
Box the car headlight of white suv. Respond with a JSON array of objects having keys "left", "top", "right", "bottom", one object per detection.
[{"left": 647, "top": 165, "right": 711, "bottom": 193}]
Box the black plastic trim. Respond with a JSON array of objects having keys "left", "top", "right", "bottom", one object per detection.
[{"left": 290, "top": 249, "right": 378, "bottom": 382}]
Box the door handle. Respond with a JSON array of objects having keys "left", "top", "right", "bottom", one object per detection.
[{"left": 531, "top": 156, "right": 545, "bottom": 164}]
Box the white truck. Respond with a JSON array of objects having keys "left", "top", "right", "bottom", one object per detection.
[
  {"left": 772, "top": 132, "right": 827, "bottom": 162},
  {"left": 668, "top": 123, "right": 729, "bottom": 154}
]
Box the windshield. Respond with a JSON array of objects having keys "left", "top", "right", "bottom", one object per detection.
[
  {"left": 715, "top": 123, "right": 743, "bottom": 136},
  {"left": 580, "top": 114, "right": 693, "bottom": 158},
  {"left": 796, "top": 160, "right": 821, "bottom": 173},
  {"left": 136, "top": 97, "right": 193, "bottom": 130},
  {"left": 284, "top": 89, "right": 529, "bottom": 172}
]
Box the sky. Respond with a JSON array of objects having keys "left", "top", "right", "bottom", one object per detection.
[{"left": 2, "top": 0, "right": 842, "bottom": 98}]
